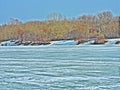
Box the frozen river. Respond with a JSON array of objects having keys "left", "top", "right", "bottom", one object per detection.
[{"left": 0, "top": 45, "right": 120, "bottom": 90}]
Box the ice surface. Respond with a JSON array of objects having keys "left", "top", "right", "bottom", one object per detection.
[{"left": 0, "top": 45, "right": 120, "bottom": 89}]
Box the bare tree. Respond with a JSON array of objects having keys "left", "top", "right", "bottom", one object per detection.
[
  {"left": 9, "top": 18, "right": 22, "bottom": 25},
  {"left": 46, "top": 13, "right": 65, "bottom": 21}
]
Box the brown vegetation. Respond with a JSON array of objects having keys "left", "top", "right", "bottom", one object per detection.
[{"left": 0, "top": 11, "right": 119, "bottom": 45}]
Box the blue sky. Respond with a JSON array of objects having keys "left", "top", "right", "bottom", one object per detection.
[{"left": 0, "top": 0, "right": 120, "bottom": 24}]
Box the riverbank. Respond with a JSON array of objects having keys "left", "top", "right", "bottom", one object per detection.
[{"left": 0, "top": 38, "right": 120, "bottom": 46}]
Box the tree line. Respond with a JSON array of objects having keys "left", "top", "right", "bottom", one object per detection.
[{"left": 0, "top": 11, "right": 120, "bottom": 44}]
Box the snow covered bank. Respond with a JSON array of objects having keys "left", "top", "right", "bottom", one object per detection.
[
  {"left": 105, "top": 38, "right": 120, "bottom": 45},
  {"left": 0, "top": 38, "right": 120, "bottom": 46},
  {"left": 50, "top": 40, "right": 77, "bottom": 45},
  {"left": 81, "top": 40, "right": 95, "bottom": 45},
  {"left": 0, "top": 41, "right": 16, "bottom": 46},
  {"left": 0, "top": 40, "right": 50, "bottom": 46},
  {"left": 78, "top": 38, "right": 120, "bottom": 45}
]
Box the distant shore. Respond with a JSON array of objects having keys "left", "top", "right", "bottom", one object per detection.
[
  {"left": 0, "top": 38, "right": 120, "bottom": 46},
  {"left": 0, "top": 11, "right": 120, "bottom": 46}
]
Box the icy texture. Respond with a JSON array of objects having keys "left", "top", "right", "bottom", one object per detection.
[
  {"left": 82, "top": 40, "right": 95, "bottom": 45},
  {"left": 105, "top": 38, "right": 120, "bottom": 45},
  {"left": 0, "top": 45, "right": 120, "bottom": 90},
  {"left": 50, "top": 40, "right": 77, "bottom": 45},
  {"left": 0, "top": 41, "right": 16, "bottom": 46}
]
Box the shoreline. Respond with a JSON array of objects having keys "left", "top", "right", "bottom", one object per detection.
[{"left": 0, "top": 38, "right": 120, "bottom": 46}]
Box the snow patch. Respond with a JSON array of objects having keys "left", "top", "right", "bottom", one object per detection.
[
  {"left": 105, "top": 38, "right": 120, "bottom": 45},
  {"left": 0, "top": 40, "right": 16, "bottom": 46},
  {"left": 50, "top": 40, "right": 77, "bottom": 45}
]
